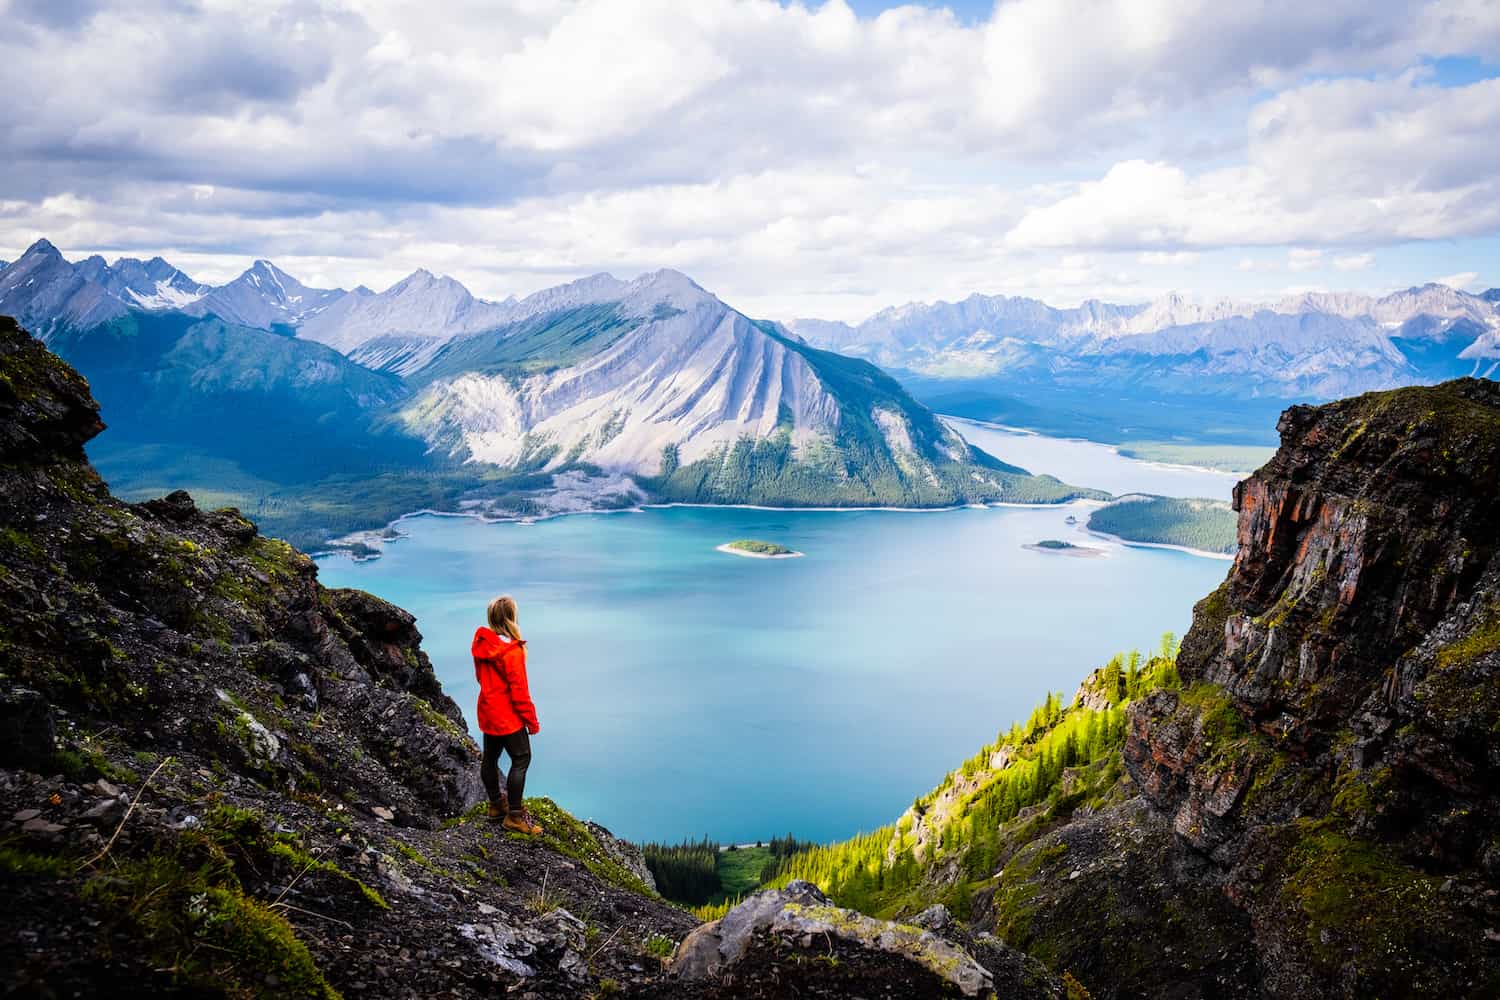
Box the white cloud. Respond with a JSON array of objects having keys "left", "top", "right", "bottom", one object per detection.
[
  {"left": 1434, "top": 271, "right": 1480, "bottom": 290},
  {"left": 0, "top": 1, "right": 1497, "bottom": 319},
  {"left": 1006, "top": 74, "right": 1500, "bottom": 253}
]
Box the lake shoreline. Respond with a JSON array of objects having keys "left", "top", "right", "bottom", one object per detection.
[
  {"left": 942, "top": 415, "right": 1260, "bottom": 479},
  {"left": 1084, "top": 527, "right": 1235, "bottom": 562},
  {"left": 313, "top": 417, "right": 1245, "bottom": 564},
  {"left": 315, "top": 496, "right": 1100, "bottom": 562}
]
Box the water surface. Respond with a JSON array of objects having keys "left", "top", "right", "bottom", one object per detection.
[
  {"left": 947, "top": 416, "right": 1243, "bottom": 500},
  {"left": 317, "top": 500, "right": 1226, "bottom": 843}
]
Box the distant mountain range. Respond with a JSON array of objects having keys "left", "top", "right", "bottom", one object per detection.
[
  {"left": 7, "top": 235, "right": 1492, "bottom": 543},
  {"left": 0, "top": 239, "right": 1094, "bottom": 545},
  {"left": 790, "top": 283, "right": 1500, "bottom": 400}
]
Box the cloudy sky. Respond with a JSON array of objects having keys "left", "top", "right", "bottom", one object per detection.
[{"left": 2, "top": 0, "right": 1497, "bottom": 321}]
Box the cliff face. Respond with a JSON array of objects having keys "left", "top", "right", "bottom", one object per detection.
[{"left": 990, "top": 378, "right": 1500, "bottom": 999}]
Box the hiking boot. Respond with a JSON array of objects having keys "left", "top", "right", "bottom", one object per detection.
[
  {"left": 502, "top": 808, "right": 543, "bottom": 835},
  {"left": 486, "top": 797, "right": 508, "bottom": 822}
]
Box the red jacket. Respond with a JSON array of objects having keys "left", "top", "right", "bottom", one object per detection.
[{"left": 471, "top": 627, "right": 540, "bottom": 736}]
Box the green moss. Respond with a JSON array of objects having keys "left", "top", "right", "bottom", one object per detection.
[
  {"left": 642, "top": 932, "right": 675, "bottom": 959},
  {"left": 410, "top": 695, "right": 466, "bottom": 741},
  {"left": 203, "top": 888, "right": 342, "bottom": 998},
  {"left": 47, "top": 741, "right": 140, "bottom": 785},
  {"left": 519, "top": 798, "right": 658, "bottom": 899},
  {"left": 1270, "top": 820, "right": 1442, "bottom": 980},
  {"left": 267, "top": 840, "right": 389, "bottom": 911},
  {"left": 1179, "top": 683, "right": 1248, "bottom": 744},
  {"left": 1435, "top": 602, "right": 1500, "bottom": 670},
  {"left": 1327, "top": 765, "right": 1395, "bottom": 826},
  {"left": 207, "top": 804, "right": 388, "bottom": 911},
  {"left": 1240, "top": 747, "right": 1294, "bottom": 808},
  {"left": 82, "top": 836, "right": 340, "bottom": 999},
  {"left": 0, "top": 842, "right": 75, "bottom": 876},
  {"left": 991, "top": 840, "right": 1069, "bottom": 945},
  {"left": 1335, "top": 381, "right": 1500, "bottom": 463},
  {"left": 0, "top": 526, "right": 42, "bottom": 559}
]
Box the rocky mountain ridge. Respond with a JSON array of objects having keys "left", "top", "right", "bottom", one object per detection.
[
  {"left": 9, "top": 238, "right": 1497, "bottom": 406},
  {"left": 792, "top": 282, "right": 1500, "bottom": 399}
]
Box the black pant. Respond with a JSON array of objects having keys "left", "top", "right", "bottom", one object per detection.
[{"left": 480, "top": 729, "right": 531, "bottom": 810}]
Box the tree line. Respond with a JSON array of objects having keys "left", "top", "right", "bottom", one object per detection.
[{"left": 641, "top": 833, "right": 820, "bottom": 906}]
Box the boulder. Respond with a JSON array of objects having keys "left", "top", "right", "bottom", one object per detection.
[{"left": 670, "top": 881, "right": 997, "bottom": 997}]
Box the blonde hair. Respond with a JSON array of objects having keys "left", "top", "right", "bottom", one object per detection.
[{"left": 486, "top": 594, "right": 522, "bottom": 642}]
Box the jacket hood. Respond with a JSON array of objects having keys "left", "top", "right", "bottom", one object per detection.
[{"left": 472, "top": 626, "right": 524, "bottom": 660}]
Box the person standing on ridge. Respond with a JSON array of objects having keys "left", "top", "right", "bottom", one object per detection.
[{"left": 471, "top": 594, "right": 544, "bottom": 835}]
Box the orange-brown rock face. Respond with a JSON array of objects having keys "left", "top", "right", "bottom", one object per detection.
[
  {"left": 1032, "top": 378, "right": 1500, "bottom": 999},
  {"left": 1179, "top": 378, "right": 1500, "bottom": 738}
]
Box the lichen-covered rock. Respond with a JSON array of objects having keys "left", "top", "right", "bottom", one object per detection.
[
  {"left": 587, "top": 819, "right": 659, "bottom": 892},
  {"left": 672, "top": 881, "right": 832, "bottom": 980},
  {"left": 0, "top": 314, "right": 105, "bottom": 464},
  {"left": 669, "top": 880, "right": 1047, "bottom": 998},
  {"left": 460, "top": 907, "right": 590, "bottom": 981},
  {"left": 910, "top": 902, "right": 953, "bottom": 933},
  {"left": 1180, "top": 377, "right": 1500, "bottom": 734}
]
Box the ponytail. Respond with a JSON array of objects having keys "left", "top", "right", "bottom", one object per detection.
[{"left": 486, "top": 594, "right": 522, "bottom": 642}]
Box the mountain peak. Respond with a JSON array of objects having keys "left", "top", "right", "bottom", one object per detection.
[
  {"left": 617, "top": 269, "right": 720, "bottom": 318},
  {"left": 388, "top": 268, "right": 465, "bottom": 296},
  {"left": 22, "top": 238, "right": 61, "bottom": 259}
]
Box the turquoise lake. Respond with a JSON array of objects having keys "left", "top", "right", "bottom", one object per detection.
[{"left": 316, "top": 495, "right": 1230, "bottom": 844}]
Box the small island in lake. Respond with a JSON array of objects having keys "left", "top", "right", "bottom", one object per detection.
[
  {"left": 717, "top": 538, "right": 804, "bottom": 559},
  {"left": 1023, "top": 538, "right": 1106, "bottom": 558}
]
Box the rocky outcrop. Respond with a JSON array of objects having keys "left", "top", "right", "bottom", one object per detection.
[
  {"left": 1182, "top": 377, "right": 1500, "bottom": 733},
  {"left": 0, "top": 314, "right": 105, "bottom": 462},
  {"left": 588, "top": 819, "right": 660, "bottom": 893},
  {"left": 988, "top": 378, "right": 1500, "bottom": 998},
  {"left": 665, "top": 881, "right": 1058, "bottom": 999}
]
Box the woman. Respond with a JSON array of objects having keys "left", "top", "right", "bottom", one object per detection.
[{"left": 471, "top": 594, "right": 544, "bottom": 835}]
